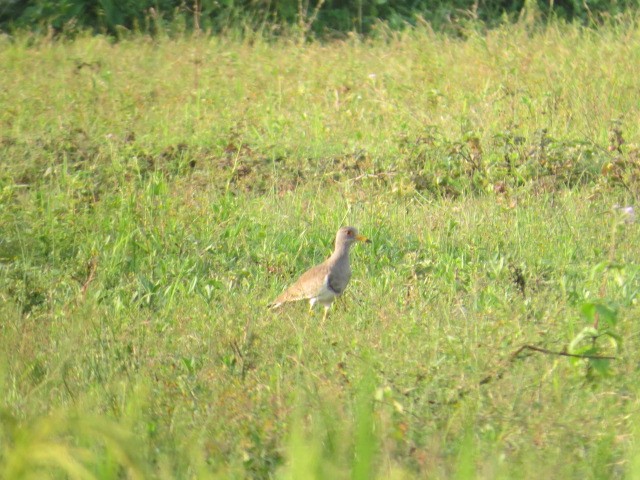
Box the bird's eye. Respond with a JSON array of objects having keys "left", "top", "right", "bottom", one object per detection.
[{"left": 347, "top": 230, "right": 353, "bottom": 236}]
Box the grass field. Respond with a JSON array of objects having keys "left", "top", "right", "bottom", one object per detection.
[{"left": 2, "top": 19, "right": 640, "bottom": 479}]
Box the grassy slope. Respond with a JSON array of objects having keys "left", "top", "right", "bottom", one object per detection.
[{"left": 1, "top": 22, "right": 640, "bottom": 479}]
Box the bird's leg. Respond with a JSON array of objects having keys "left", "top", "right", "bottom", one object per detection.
[{"left": 322, "top": 305, "right": 330, "bottom": 322}]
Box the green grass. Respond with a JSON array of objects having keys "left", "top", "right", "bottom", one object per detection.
[{"left": 2, "top": 20, "right": 640, "bottom": 479}]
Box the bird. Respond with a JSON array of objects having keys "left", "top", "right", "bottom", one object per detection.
[{"left": 269, "top": 226, "right": 371, "bottom": 321}]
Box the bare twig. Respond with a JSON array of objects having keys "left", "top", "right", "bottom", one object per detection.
[
  {"left": 347, "top": 171, "right": 397, "bottom": 183},
  {"left": 450, "top": 343, "right": 615, "bottom": 405},
  {"left": 80, "top": 256, "right": 98, "bottom": 300},
  {"left": 510, "top": 344, "right": 616, "bottom": 361},
  {"left": 351, "top": 341, "right": 617, "bottom": 410},
  {"left": 478, "top": 344, "right": 616, "bottom": 389}
]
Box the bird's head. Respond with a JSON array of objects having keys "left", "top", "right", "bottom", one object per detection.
[{"left": 336, "top": 226, "right": 371, "bottom": 247}]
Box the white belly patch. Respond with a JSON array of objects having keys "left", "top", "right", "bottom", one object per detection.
[{"left": 310, "top": 275, "right": 338, "bottom": 308}]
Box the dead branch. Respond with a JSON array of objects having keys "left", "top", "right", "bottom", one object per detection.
[
  {"left": 476, "top": 343, "right": 616, "bottom": 391},
  {"left": 80, "top": 256, "right": 98, "bottom": 300},
  {"left": 445, "top": 343, "right": 616, "bottom": 406},
  {"left": 510, "top": 344, "right": 616, "bottom": 361}
]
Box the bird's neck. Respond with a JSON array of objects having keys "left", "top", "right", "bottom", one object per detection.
[{"left": 330, "top": 244, "right": 351, "bottom": 263}]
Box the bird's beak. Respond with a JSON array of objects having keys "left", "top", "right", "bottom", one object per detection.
[{"left": 356, "top": 234, "right": 371, "bottom": 244}]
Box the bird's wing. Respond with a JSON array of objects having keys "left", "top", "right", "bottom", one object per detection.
[{"left": 269, "top": 262, "right": 330, "bottom": 307}]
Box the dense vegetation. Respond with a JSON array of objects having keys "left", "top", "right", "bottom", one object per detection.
[
  {"left": 2, "top": 15, "right": 640, "bottom": 480},
  {"left": 2, "top": 0, "right": 640, "bottom": 36}
]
